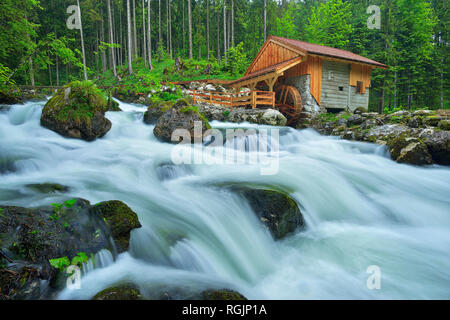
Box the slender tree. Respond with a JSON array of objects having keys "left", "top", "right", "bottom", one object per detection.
[
  {"left": 206, "top": 0, "right": 210, "bottom": 59},
  {"left": 127, "top": 0, "right": 133, "bottom": 74},
  {"left": 77, "top": 0, "right": 87, "bottom": 80},
  {"left": 147, "top": 0, "right": 153, "bottom": 70},
  {"left": 142, "top": 0, "right": 147, "bottom": 67},
  {"left": 264, "top": 0, "right": 267, "bottom": 42},
  {"left": 107, "top": 0, "right": 116, "bottom": 77},
  {"left": 188, "top": 0, "right": 192, "bottom": 59},
  {"left": 223, "top": 0, "right": 227, "bottom": 57},
  {"left": 133, "top": 0, "right": 137, "bottom": 57}
]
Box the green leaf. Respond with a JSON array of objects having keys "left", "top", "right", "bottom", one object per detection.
[
  {"left": 49, "top": 257, "right": 70, "bottom": 271},
  {"left": 64, "top": 199, "right": 77, "bottom": 208}
]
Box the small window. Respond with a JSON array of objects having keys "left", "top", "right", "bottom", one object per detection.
[
  {"left": 356, "top": 81, "right": 364, "bottom": 94},
  {"left": 338, "top": 86, "right": 344, "bottom": 92}
]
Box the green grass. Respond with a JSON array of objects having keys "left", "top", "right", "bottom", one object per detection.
[{"left": 95, "top": 57, "right": 242, "bottom": 102}]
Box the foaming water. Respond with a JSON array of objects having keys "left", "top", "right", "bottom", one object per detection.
[{"left": 1, "top": 100, "right": 449, "bottom": 300}]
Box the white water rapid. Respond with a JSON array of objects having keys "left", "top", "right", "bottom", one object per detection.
[{"left": 1, "top": 99, "right": 449, "bottom": 300}]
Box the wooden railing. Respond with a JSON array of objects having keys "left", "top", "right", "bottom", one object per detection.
[{"left": 191, "top": 90, "right": 275, "bottom": 111}]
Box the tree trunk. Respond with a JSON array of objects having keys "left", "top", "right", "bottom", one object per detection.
[
  {"left": 188, "top": 0, "right": 193, "bottom": 59},
  {"left": 223, "top": 0, "right": 227, "bottom": 59},
  {"left": 142, "top": 0, "right": 147, "bottom": 67},
  {"left": 159, "top": 0, "right": 162, "bottom": 46},
  {"left": 107, "top": 0, "right": 117, "bottom": 77},
  {"left": 77, "top": 0, "right": 88, "bottom": 80},
  {"left": 216, "top": 0, "right": 220, "bottom": 61},
  {"left": 231, "top": 0, "right": 234, "bottom": 47},
  {"left": 147, "top": 0, "right": 153, "bottom": 70},
  {"left": 100, "top": 10, "right": 107, "bottom": 73},
  {"left": 206, "top": 0, "right": 210, "bottom": 59},
  {"left": 264, "top": 0, "right": 267, "bottom": 42},
  {"left": 133, "top": 0, "right": 137, "bottom": 57},
  {"left": 183, "top": 0, "right": 185, "bottom": 56},
  {"left": 169, "top": 0, "right": 172, "bottom": 58},
  {"left": 127, "top": 0, "right": 133, "bottom": 74}
]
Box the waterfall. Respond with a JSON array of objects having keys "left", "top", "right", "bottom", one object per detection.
[{"left": 1, "top": 99, "right": 449, "bottom": 300}]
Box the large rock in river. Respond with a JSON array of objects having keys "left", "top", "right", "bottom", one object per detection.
[
  {"left": 153, "top": 99, "right": 211, "bottom": 143},
  {"left": 230, "top": 186, "right": 305, "bottom": 239},
  {"left": 0, "top": 199, "right": 141, "bottom": 299},
  {"left": 40, "top": 81, "right": 112, "bottom": 141}
]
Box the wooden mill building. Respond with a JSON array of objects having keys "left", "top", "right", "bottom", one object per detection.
[
  {"left": 232, "top": 36, "right": 386, "bottom": 116},
  {"left": 191, "top": 36, "right": 387, "bottom": 124}
]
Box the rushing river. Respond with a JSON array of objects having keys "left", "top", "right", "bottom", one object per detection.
[{"left": 1, "top": 99, "right": 449, "bottom": 300}]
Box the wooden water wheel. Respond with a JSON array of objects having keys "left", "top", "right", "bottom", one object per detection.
[{"left": 275, "top": 85, "right": 302, "bottom": 125}]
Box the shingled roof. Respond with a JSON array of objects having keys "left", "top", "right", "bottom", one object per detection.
[{"left": 270, "top": 35, "right": 387, "bottom": 68}]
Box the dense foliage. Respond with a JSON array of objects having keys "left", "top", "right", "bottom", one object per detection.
[{"left": 0, "top": 0, "right": 447, "bottom": 111}]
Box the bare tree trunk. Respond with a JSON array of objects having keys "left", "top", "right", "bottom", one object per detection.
[
  {"left": 147, "top": 0, "right": 153, "bottom": 70},
  {"left": 142, "top": 0, "right": 147, "bottom": 67},
  {"left": 107, "top": 0, "right": 117, "bottom": 77},
  {"left": 159, "top": 0, "right": 162, "bottom": 46},
  {"left": 100, "top": 10, "right": 107, "bottom": 73},
  {"left": 183, "top": 0, "right": 185, "bottom": 56},
  {"left": 223, "top": 0, "right": 227, "bottom": 59},
  {"left": 127, "top": 0, "right": 133, "bottom": 74},
  {"left": 231, "top": 0, "right": 234, "bottom": 47},
  {"left": 77, "top": 0, "right": 88, "bottom": 80},
  {"left": 169, "top": 0, "right": 172, "bottom": 58},
  {"left": 264, "top": 0, "right": 267, "bottom": 42},
  {"left": 188, "top": 0, "right": 193, "bottom": 59},
  {"left": 206, "top": 0, "right": 210, "bottom": 59},
  {"left": 133, "top": 0, "right": 137, "bottom": 57},
  {"left": 216, "top": 0, "right": 220, "bottom": 61},
  {"left": 48, "top": 54, "right": 52, "bottom": 86}
]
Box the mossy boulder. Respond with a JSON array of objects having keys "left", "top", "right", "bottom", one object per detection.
[
  {"left": 93, "top": 285, "right": 142, "bottom": 300},
  {"left": 419, "top": 130, "right": 450, "bottom": 165},
  {"left": 0, "top": 199, "right": 142, "bottom": 299},
  {"left": 387, "top": 133, "right": 432, "bottom": 165},
  {"left": 107, "top": 96, "right": 121, "bottom": 112},
  {"left": 143, "top": 101, "right": 173, "bottom": 124},
  {"left": 230, "top": 186, "right": 305, "bottom": 240},
  {"left": 201, "top": 289, "right": 247, "bottom": 300},
  {"left": 153, "top": 99, "right": 211, "bottom": 143},
  {"left": 40, "top": 81, "right": 112, "bottom": 141},
  {"left": 25, "top": 183, "right": 69, "bottom": 194},
  {"left": 88, "top": 200, "right": 142, "bottom": 253},
  {"left": 0, "top": 89, "right": 22, "bottom": 105},
  {"left": 438, "top": 120, "right": 450, "bottom": 131}
]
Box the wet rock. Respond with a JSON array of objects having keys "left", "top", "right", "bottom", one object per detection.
[
  {"left": 347, "top": 114, "right": 364, "bottom": 126},
  {"left": 396, "top": 142, "right": 432, "bottom": 165},
  {"left": 387, "top": 134, "right": 432, "bottom": 165},
  {"left": 107, "top": 97, "right": 121, "bottom": 112},
  {"left": 40, "top": 81, "right": 112, "bottom": 141},
  {"left": 0, "top": 264, "right": 43, "bottom": 300},
  {"left": 423, "top": 115, "right": 444, "bottom": 127},
  {"left": 201, "top": 289, "right": 247, "bottom": 300},
  {"left": 353, "top": 107, "right": 367, "bottom": 115},
  {"left": 231, "top": 186, "right": 304, "bottom": 239},
  {"left": 419, "top": 130, "right": 450, "bottom": 165},
  {"left": 25, "top": 183, "right": 69, "bottom": 194},
  {"left": 0, "top": 90, "right": 22, "bottom": 105},
  {"left": 0, "top": 199, "right": 142, "bottom": 299},
  {"left": 93, "top": 285, "right": 142, "bottom": 300},
  {"left": 438, "top": 120, "right": 450, "bottom": 131},
  {"left": 259, "top": 109, "right": 287, "bottom": 126},
  {"left": 153, "top": 99, "right": 211, "bottom": 143},
  {"left": 88, "top": 201, "right": 141, "bottom": 253},
  {"left": 143, "top": 101, "right": 172, "bottom": 124},
  {"left": 337, "top": 118, "right": 348, "bottom": 127}
]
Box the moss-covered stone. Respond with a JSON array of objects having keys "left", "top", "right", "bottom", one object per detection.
[
  {"left": 107, "top": 96, "right": 122, "bottom": 112},
  {"left": 40, "top": 81, "right": 112, "bottom": 141},
  {"left": 0, "top": 89, "right": 22, "bottom": 105},
  {"left": 387, "top": 133, "right": 432, "bottom": 165},
  {"left": 89, "top": 201, "right": 142, "bottom": 253},
  {"left": 143, "top": 101, "right": 173, "bottom": 124},
  {"left": 201, "top": 289, "right": 247, "bottom": 300},
  {"left": 438, "top": 120, "right": 450, "bottom": 131},
  {"left": 153, "top": 99, "right": 211, "bottom": 143},
  {"left": 230, "top": 186, "right": 305, "bottom": 240},
  {"left": 93, "top": 285, "right": 142, "bottom": 300},
  {"left": 25, "top": 183, "right": 69, "bottom": 194}
]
